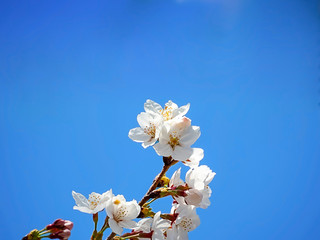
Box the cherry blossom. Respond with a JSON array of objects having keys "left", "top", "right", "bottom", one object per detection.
[
  {"left": 134, "top": 212, "right": 171, "bottom": 240},
  {"left": 169, "top": 165, "right": 215, "bottom": 209},
  {"left": 129, "top": 112, "right": 163, "bottom": 148},
  {"left": 72, "top": 190, "right": 112, "bottom": 214},
  {"left": 144, "top": 100, "right": 190, "bottom": 122},
  {"left": 185, "top": 165, "right": 215, "bottom": 209},
  {"left": 153, "top": 117, "right": 201, "bottom": 161},
  {"left": 105, "top": 194, "right": 140, "bottom": 235},
  {"left": 167, "top": 205, "right": 200, "bottom": 240}
]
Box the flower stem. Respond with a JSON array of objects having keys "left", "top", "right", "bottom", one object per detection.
[
  {"left": 106, "top": 232, "right": 116, "bottom": 240},
  {"left": 93, "top": 213, "right": 98, "bottom": 232},
  {"left": 145, "top": 197, "right": 158, "bottom": 206},
  {"left": 119, "top": 233, "right": 141, "bottom": 239},
  {"left": 99, "top": 216, "right": 110, "bottom": 233},
  {"left": 139, "top": 157, "right": 177, "bottom": 206}
]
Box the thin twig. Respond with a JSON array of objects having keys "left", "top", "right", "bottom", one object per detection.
[
  {"left": 139, "top": 157, "right": 177, "bottom": 206},
  {"left": 106, "top": 232, "right": 116, "bottom": 240}
]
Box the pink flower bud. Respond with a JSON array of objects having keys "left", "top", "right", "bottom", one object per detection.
[
  {"left": 63, "top": 221, "right": 73, "bottom": 230},
  {"left": 46, "top": 219, "right": 73, "bottom": 231},
  {"left": 49, "top": 229, "right": 71, "bottom": 240}
]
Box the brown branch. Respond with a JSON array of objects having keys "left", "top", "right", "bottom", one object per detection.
[
  {"left": 139, "top": 157, "right": 177, "bottom": 206},
  {"left": 106, "top": 232, "right": 116, "bottom": 240}
]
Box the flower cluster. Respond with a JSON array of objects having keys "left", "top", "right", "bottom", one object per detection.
[
  {"left": 22, "top": 219, "right": 73, "bottom": 240},
  {"left": 22, "top": 99, "right": 216, "bottom": 240},
  {"left": 129, "top": 100, "right": 203, "bottom": 167}
]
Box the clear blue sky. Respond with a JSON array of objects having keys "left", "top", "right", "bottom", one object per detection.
[{"left": 1, "top": 0, "right": 320, "bottom": 239}]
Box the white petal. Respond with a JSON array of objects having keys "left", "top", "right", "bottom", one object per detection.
[
  {"left": 204, "top": 170, "right": 216, "bottom": 186},
  {"left": 170, "top": 117, "right": 191, "bottom": 133},
  {"left": 105, "top": 198, "right": 114, "bottom": 218},
  {"left": 135, "top": 218, "right": 152, "bottom": 232},
  {"left": 185, "top": 189, "right": 203, "bottom": 206},
  {"left": 182, "top": 148, "right": 203, "bottom": 168},
  {"left": 129, "top": 127, "right": 150, "bottom": 142},
  {"left": 169, "top": 168, "right": 183, "bottom": 187},
  {"left": 108, "top": 218, "right": 123, "bottom": 235},
  {"left": 123, "top": 200, "right": 140, "bottom": 220},
  {"left": 199, "top": 189, "right": 211, "bottom": 209},
  {"left": 190, "top": 214, "right": 200, "bottom": 230},
  {"left": 119, "top": 220, "right": 138, "bottom": 229},
  {"left": 94, "top": 202, "right": 107, "bottom": 213},
  {"left": 185, "top": 169, "right": 194, "bottom": 187},
  {"left": 153, "top": 212, "right": 161, "bottom": 224},
  {"left": 166, "top": 225, "right": 178, "bottom": 240},
  {"left": 175, "top": 197, "right": 186, "bottom": 206},
  {"left": 158, "top": 123, "right": 170, "bottom": 144},
  {"left": 100, "top": 189, "right": 113, "bottom": 203},
  {"left": 144, "top": 99, "right": 163, "bottom": 114},
  {"left": 177, "top": 227, "right": 189, "bottom": 240},
  {"left": 175, "top": 205, "right": 194, "bottom": 222},
  {"left": 153, "top": 142, "right": 173, "bottom": 157},
  {"left": 176, "top": 206, "right": 200, "bottom": 232},
  {"left": 165, "top": 100, "right": 178, "bottom": 110},
  {"left": 155, "top": 219, "right": 171, "bottom": 230},
  {"left": 188, "top": 165, "right": 215, "bottom": 189},
  {"left": 179, "top": 126, "right": 200, "bottom": 147},
  {"left": 73, "top": 206, "right": 93, "bottom": 214},
  {"left": 172, "top": 103, "right": 190, "bottom": 119},
  {"left": 72, "top": 191, "right": 89, "bottom": 208},
  {"left": 142, "top": 138, "right": 157, "bottom": 148},
  {"left": 137, "top": 112, "right": 154, "bottom": 128},
  {"left": 153, "top": 229, "right": 168, "bottom": 240},
  {"left": 172, "top": 146, "right": 193, "bottom": 161}
]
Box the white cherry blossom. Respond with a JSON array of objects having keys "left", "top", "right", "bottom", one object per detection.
[
  {"left": 72, "top": 190, "right": 112, "bottom": 214},
  {"left": 129, "top": 112, "right": 163, "bottom": 148},
  {"left": 144, "top": 100, "right": 190, "bottom": 122},
  {"left": 168, "top": 205, "right": 200, "bottom": 240},
  {"left": 169, "top": 165, "right": 215, "bottom": 209},
  {"left": 153, "top": 117, "right": 201, "bottom": 161},
  {"left": 185, "top": 165, "right": 216, "bottom": 209},
  {"left": 134, "top": 212, "right": 171, "bottom": 240},
  {"left": 169, "top": 169, "right": 202, "bottom": 207},
  {"left": 105, "top": 194, "right": 140, "bottom": 235}
]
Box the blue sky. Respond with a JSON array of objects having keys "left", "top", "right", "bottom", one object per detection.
[{"left": 1, "top": 0, "right": 320, "bottom": 239}]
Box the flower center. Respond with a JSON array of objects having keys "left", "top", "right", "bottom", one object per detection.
[
  {"left": 179, "top": 217, "right": 193, "bottom": 232},
  {"left": 114, "top": 206, "right": 128, "bottom": 221},
  {"left": 88, "top": 193, "right": 101, "bottom": 210},
  {"left": 169, "top": 131, "right": 180, "bottom": 149},
  {"left": 144, "top": 123, "right": 156, "bottom": 137},
  {"left": 160, "top": 106, "right": 173, "bottom": 121}
]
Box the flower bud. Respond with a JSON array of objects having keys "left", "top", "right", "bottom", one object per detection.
[
  {"left": 185, "top": 189, "right": 203, "bottom": 206},
  {"left": 158, "top": 175, "right": 170, "bottom": 187},
  {"left": 49, "top": 229, "right": 71, "bottom": 240},
  {"left": 46, "top": 219, "right": 73, "bottom": 231},
  {"left": 140, "top": 206, "right": 155, "bottom": 218}
]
